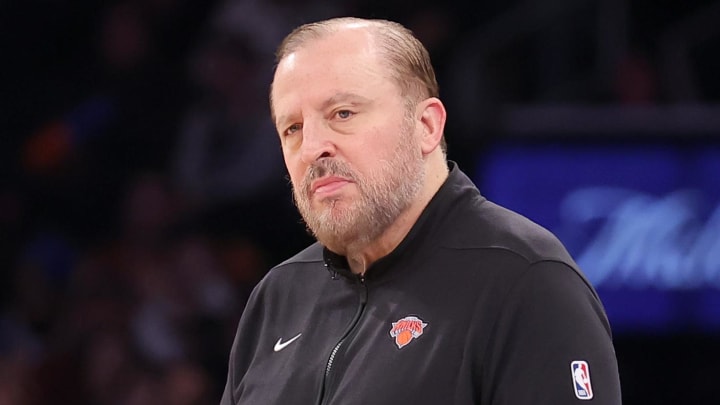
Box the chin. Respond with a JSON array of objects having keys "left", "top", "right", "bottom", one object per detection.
[{"left": 313, "top": 196, "right": 349, "bottom": 212}]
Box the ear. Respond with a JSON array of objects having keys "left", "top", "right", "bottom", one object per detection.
[{"left": 416, "top": 97, "right": 447, "bottom": 155}]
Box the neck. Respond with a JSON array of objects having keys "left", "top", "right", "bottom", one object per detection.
[{"left": 345, "top": 156, "right": 449, "bottom": 275}]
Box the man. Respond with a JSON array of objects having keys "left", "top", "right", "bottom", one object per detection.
[{"left": 221, "top": 17, "right": 622, "bottom": 404}]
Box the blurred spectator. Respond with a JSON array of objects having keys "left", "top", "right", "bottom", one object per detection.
[
  {"left": 172, "top": 31, "right": 283, "bottom": 208},
  {"left": 209, "top": 0, "right": 347, "bottom": 56}
]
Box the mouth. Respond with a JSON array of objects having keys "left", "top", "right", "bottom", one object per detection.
[{"left": 310, "top": 176, "right": 352, "bottom": 198}]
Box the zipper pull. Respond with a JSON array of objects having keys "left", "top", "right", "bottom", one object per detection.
[{"left": 358, "top": 275, "right": 368, "bottom": 305}]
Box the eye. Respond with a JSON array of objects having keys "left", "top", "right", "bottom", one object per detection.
[
  {"left": 285, "top": 123, "right": 302, "bottom": 136},
  {"left": 336, "top": 110, "right": 354, "bottom": 119}
]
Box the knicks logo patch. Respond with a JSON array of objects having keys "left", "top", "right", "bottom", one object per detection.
[
  {"left": 389, "top": 316, "right": 427, "bottom": 349},
  {"left": 571, "top": 360, "right": 594, "bottom": 400}
]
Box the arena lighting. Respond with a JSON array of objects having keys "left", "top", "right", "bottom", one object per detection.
[{"left": 476, "top": 141, "right": 720, "bottom": 333}]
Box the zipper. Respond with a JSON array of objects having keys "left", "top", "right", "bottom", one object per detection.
[{"left": 318, "top": 275, "right": 367, "bottom": 405}]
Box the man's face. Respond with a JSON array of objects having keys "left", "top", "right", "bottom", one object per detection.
[{"left": 271, "top": 28, "right": 425, "bottom": 252}]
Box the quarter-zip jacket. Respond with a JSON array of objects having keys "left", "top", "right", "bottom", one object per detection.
[{"left": 220, "top": 163, "right": 622, "bottom": 404}]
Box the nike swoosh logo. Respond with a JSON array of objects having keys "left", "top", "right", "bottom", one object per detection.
[{"left": 274, "top": 333, "right": 302, "bottom": 352}]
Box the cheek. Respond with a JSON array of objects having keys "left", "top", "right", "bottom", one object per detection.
[
  {"left": 282, "top": 154, "right": 303, "bottom": 184},
  {"left": 368, "top": 123, "right": 407, "bottom": 154},
  {"left": 282, "top": 153, "right": 292, "bottom": 170}
]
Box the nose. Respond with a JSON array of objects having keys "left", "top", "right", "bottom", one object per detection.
[{"left": 300, "top": 119, "right": 336, "bottom": 164}]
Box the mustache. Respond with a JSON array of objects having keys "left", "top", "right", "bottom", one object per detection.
[{"left": 301, "top": 158, "right": 358, "bottom": 195}]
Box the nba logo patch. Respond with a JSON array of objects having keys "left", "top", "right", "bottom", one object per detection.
[{"left": 571, "top": 360, "right": 593, "bottom": 400}]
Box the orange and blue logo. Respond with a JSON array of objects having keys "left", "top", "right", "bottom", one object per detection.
[
  {"left": 389, "top": 316, "right": 427, "bottom": 349},
  {"left": 571, "top": 360, "right": 593, "bottom": 400}
]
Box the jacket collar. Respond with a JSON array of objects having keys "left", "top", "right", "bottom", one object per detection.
[{"left": 323, "top": 161, "right": 481, "bottom": 281}]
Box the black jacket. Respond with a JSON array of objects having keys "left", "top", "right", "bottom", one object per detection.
[{"left": 221, "top": 163, "right": 622, "bottom": 404}]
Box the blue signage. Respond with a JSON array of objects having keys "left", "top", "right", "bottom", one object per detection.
[{"left": 476, "top": 141, "right": 720, "bottom": 333}]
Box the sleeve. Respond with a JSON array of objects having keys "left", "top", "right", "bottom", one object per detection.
[
  {"left": 480, "top": 261, "right": 622, "bottom": 405},
  {"left": 219, "top": 349, "right": 235, "bottom": 405},
  {"left": 219, "top": 305, "right": 245, "bottom": 405},
  {"left": 219, "top": 280, "right": 268, "bottom": 405}
]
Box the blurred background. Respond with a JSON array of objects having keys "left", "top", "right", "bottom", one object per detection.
[{"left": 1, "top": 0, "right": 719, "bottom": 403}]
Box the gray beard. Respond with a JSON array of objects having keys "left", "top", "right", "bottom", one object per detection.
[{"left": 292, "top": 134, "right": 424, "bottom": 254}]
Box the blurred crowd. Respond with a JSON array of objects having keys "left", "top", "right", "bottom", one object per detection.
[
  {"left": 1, "top": 0, "right": 466, "bottom": 403},
  {"left": 1, "top": 0, "right": 718, "bottom": 403}
]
